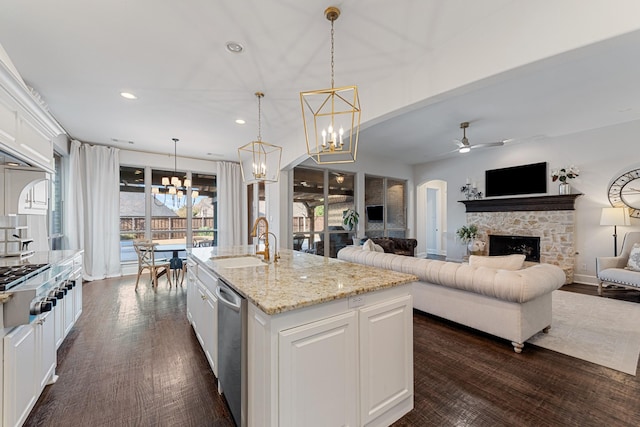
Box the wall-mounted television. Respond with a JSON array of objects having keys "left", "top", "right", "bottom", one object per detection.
[
  {"left": 366, "top": 205, "right": 384, "bottom": 222},
  {"left": 485, "top": 162, "right": 547, "bottom": 197}
]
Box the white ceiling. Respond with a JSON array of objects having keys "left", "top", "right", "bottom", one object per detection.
[{"left": 1, "top": 1, "right": 639, "bottom": 166}]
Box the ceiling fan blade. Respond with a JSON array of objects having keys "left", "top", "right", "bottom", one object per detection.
[
  {"left": 469, "top": 141, "right": 505, "bottom": 150},
  {"left": 452, "top": 139, "right": 464, "bottom": 148}
]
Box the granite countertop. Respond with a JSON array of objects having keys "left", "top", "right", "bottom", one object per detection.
[{"left": 188, "top": 247, "right": 417, "bottom": 315}]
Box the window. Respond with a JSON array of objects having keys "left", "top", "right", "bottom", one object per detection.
[
  {"left": 247, "top": 182, "right": 265, "bottom": 244},
  {"left": 49, "top": 152, "right": 64, "bottom": 249},
  {"left": 292, "top": 167, "right": 355, "bottom": 257},
  {"left": 119, "top": 166, "right": 217, "bottom": 262},
  {"left": 365, "top": 175, "right": 406, "bottom": 238},
  {"left": 192, "top": 172, "right": 217, "bottom": 247}
]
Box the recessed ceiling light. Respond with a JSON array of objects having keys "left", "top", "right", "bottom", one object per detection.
[
  {"left": 235, "top": 119, "right": 246, "bottom": 125},
  {"left": 120, "top": 92, "right": 137, "bottom": 100},
  {"left": 225, "top": 41, "right": 244, "bottom": 53}
]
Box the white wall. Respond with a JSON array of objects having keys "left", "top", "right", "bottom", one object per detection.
[
  {"left": 119, "top": 148, "right": 220, "bottom": 175},
  {"left": 413, "top": 118, "right": 640, "bottom": 284}
]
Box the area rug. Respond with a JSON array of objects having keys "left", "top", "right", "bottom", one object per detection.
[{"left": 527, "top": 290, "right": 640, "bottom": 375}]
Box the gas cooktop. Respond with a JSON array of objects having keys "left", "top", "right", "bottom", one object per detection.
[{"left": 0, "top": 264, "right": 50, "bottom": 291}]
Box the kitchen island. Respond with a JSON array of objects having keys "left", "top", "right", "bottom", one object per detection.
[{"left": 187, "top": 247, "right": 418, "bottom": 427}]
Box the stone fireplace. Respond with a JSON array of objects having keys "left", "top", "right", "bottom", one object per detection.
[{"left": 461, "top": 195, "right": 581, "bottom": 283}]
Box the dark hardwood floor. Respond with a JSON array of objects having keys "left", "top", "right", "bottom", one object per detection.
[{"left": 25, "top": 277, "right": 640, "bottom": 426}]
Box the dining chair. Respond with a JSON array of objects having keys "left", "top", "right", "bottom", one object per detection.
[
  {"left": 169, "top": 255, "right": 187, "bottom": 287},
  {"left": 133, "top": 239, "right": 172, "bottom": 290}
]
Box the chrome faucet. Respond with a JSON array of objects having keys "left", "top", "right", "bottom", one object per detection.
[{"left": 251, "top": 217, "right": 270, "bottom": 262}]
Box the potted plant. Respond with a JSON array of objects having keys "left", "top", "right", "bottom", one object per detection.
[
  {"left": 342, "top": 208, "right": 359, "bottom": 231},
  {"left": 456, "top": 224, "right": 477, "bottom": 243},
  {"left": 551, "top": 165, "right": 579, "bottom": 195},
  {"left": 456, "top": 224, "right": 483, "bottom": 255}
]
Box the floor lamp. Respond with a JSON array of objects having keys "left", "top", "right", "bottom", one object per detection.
[{"left": 600, "top": 207, "right": 630, "bottom": 256}]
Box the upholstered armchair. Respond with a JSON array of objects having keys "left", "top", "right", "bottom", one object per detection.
[{"left": 596, "top": 231, "right": 640, "bottom": 295}]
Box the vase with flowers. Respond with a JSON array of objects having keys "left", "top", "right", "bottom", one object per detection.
[
  {"left": 551, "top": 165, "right": 579, "bottom": 195},
  {"left": 456, "top": 224, "right": 482, "bottom": 255}
]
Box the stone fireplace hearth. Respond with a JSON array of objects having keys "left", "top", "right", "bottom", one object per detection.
[{"left": 461, "top": 195, "right": 581, "bottom": 283}]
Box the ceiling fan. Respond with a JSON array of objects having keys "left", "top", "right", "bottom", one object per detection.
[{"left": 452, "top": 122, "right": 507, "bottom": 154}]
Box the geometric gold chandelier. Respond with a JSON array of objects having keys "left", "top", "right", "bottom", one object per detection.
[
  {"left": 300, "top": 6, "right": 361, "bottom": 165},
  {"left": 238, "top": 92, "right": 282, "bottom": 184}
]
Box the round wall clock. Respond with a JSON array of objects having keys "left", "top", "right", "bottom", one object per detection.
[{"left": 608, "top": 168, "right": 640, "bottom": 218}]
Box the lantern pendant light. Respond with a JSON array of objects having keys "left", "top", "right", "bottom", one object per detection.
[
  {"left": 300, "top": 6, "right": 361, "bottom": 164},
  {"left": 238, "top": 92, "right": 282, "bottom": 184}
]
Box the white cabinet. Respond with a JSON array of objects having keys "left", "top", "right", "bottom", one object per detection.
[
  {"left": 186, "top": 259, "right": 218, "bottom": 377},
  {"left": 3, "top": 324, "right": 37, "bottom": 427},
  {"left": 0, "top": 87, "right": 18, "bottom": 151},
  {"left": 3, "top": 166, "right": 48, "bottom": 216},
  {"left": 0, "top": 59, "right": 62, "bottom": 173},
  {"left": 35, "top": 311, "right": 56, "bottom": 391},
  {"left": 54, "top": 292, "right": 65, "bottom": 349},
  {"left": 73, "top": 276, "right": 83, "bottom": 322},
  {"left": 186, "top": 262, "right": 197, "bottom": 324},
  {"left": 63, "top": 285, "right": 75, "bottom": 338},
  {"left": 18, "top": 118, "right": 53, "bottom": 170},
  {"left": 359, "top": 295, "right": 413, "bottom": 425},
  {"left": 200, "top": 284, "right": 217, "bottom": 376},
  {"left": 2, "top": 252, "right": 82, "bottom": 427},
  {"left": 2, "top": 311, "right": 56, "bottom": 427},
  {"left": 2, "top": 312, "right": 56, "bottom": 427},
  {"left": 278, "top": 311, "right": 358, "bottom": 427},
  {"left": 247, "top": 284, "right": 413, "bottom": 427}
]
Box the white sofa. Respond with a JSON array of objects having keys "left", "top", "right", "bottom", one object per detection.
[{"left": 337, "top": 247, "right": 566, "bottom": 352}]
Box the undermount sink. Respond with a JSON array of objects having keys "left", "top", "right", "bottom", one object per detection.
[{"left": 212, "top": 256, "right": 266, "bottom": 269}]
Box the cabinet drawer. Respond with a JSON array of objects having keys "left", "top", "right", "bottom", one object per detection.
[{"left": 197, "top": 265, "right": 218, "bottom": 292}]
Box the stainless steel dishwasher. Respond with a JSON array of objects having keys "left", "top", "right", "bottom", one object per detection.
[{"left": 215, "top": 278, "right": 247, "bottom": 427}]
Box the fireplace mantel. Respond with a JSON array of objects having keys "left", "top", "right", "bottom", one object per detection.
[{"left": 460, "top": 194, "right": 582, "bottom": 213}]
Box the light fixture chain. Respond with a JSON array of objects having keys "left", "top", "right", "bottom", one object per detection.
[
  {"left": 257, "top": 94, "right": 262, "bottom": 141},
  {"left": 330, "top": 18, "right": 335, "bottom": 89},
  {"left": 174, "top": 138, "right": 177, "bottom": 173}
]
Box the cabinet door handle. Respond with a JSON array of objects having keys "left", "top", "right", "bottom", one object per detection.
[{"left": 201, "top": 295, "right": 207, "bottom": 301}]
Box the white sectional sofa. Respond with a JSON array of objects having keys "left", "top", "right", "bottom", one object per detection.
[{"left": 337, "top": 247, "right": 566, "bottom": 352}]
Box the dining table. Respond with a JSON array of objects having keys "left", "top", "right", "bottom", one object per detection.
[{"left": 152, "top": 238, "right": 188, "bottom": 284}]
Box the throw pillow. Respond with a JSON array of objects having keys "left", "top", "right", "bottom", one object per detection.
[
  {"left": 362, "top": 239, "right": 384, "bottom": 253},
  {"left": 469, "top": 254, "right": 526, "bottom": 270},
  {"left": 362, "top": 239, "right": 375, "bottom": 251},
  {"left": 626, "top": 243, "right": 640, "bottom": 271}
]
